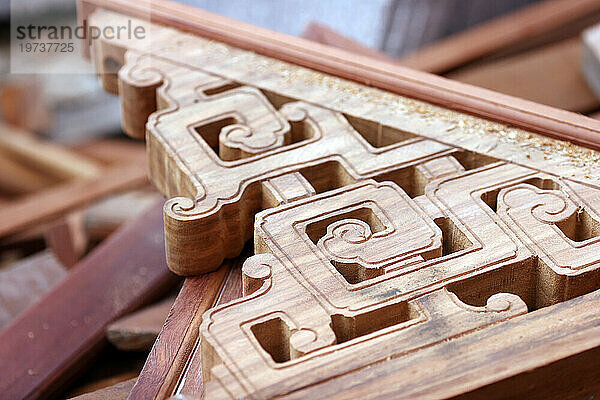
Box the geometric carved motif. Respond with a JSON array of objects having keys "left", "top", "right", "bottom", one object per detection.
[{"left": 89, "top": 10, "right": 600, "bottom": 399}]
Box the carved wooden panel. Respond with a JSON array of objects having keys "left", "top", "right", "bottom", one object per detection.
[{"left": 86, "top": 9, "right": 600, "bottom": 399}]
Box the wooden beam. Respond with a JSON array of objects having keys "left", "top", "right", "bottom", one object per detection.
[
  {"left": 400, "top": 0, "right": 600, "bottom": 73},
  {"left": 77, "top": 0, "right": 600, "bottom": 151},
  {"left": 74, "top": 139, "right": 147, "bottom": 166},
  {"left": 129, "top": 258, "right": 242, "bottom": 399},
  {"left": 0, "top": 163, "right": 147, "bottom": 239},
  {"left": 301, "top": 22, "right": 396, "bottom": 63},
  {"left": 0, "top": 149, "right": 56, "bottom": 196},
  {"left": 0, "top": 123, "right": 102, "bottom": 181},
  {"left": 0, "top": 200, "right": 179, "bottom": 400},
  {"left": 106, "top": 296, "right": 175, "bottom": 351},
  {"left": 447, "top": 38, "right": 598, "bottom": 113},
  {"left": 0, "top": 251, "right": 67, "bottom": 330},
  {"left": 302, "top": 22, "right": 598, "bottom": 113},
  {"left": 70, "top": 378, "right": 136, "bottom": 400}
]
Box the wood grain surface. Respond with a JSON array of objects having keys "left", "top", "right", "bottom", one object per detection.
[
  {"left": 0, "top": 200, "right": 179, "bottom": 400},
  {"left": 70, "top": 378, "right": 137, "bottom": 400},
  {"left": 106, "top": 296, "right": 176, "bottom": 351},
  {"left": 400, "top": 0, "right": 600, "bottom": 73},
  {"left": 0, "top": 251, "right": 67, "bottom": 330},
  {"left": 128, "top": 262, "right": 234, "bottom": 399},
  {"left": 77, "top": 0, "right": 600, "bottom": 150},
  {"left": 80, "top": 6, "right": 600, "bottom": 399},
  {"left": 0, "top": 163, "right": 147, "bottom": 239}
]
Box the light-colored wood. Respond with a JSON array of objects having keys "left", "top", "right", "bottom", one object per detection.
[
  {"left": 0, "top": 148, "right": 56, "bottom": 196},
  {"left": 69, "top": 378, "right": 136, "bottom": 400},
  {"left": 106, "top": 296, "right": 175, "bottom": 351},
  {"left": 0, "top": 251, "right": 67, "bottom": 330},
  {"left": 0, "top": 162, "right": 147, "bottom": 239},
  {"left": 77, "top": 0, "right": 600, "bottom": 150},
  {"left": 0, "top": 123, "right": 102, "bottom": 181},
  {"left": 86, "top": 9, "right": 600, "bottom": 400},
  {"left": 449, "top": 38, "right": 598, "bottom": 112},
  {"left": 89, "top": 10, "right": 600, "bottom": 277}
]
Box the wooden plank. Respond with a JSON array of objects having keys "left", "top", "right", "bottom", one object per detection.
[
  {"left": 281, "top": 290, "right": 600, "bottom": 400},
  {"left": 0, "top": 200, "right": 179, "bottom": 400},
  {"left": 69, "top": 378, "right": 136, "bottom": 400},
  {"left": 106, "top": 296, "right": 175, "bottom": 351},
  {"left": 301, "top": 22, "right": 396, "bottom": 63},
  {"left": 447, "top": 38, "right": 599, "bottom": 112},
  {"left": 302, "top": 23, "right": 598, "bottom": 113},
  {"left": 399, "top": 0, "right": 600, "bottom": 73},
  {"left": 73, "top": 139, "right": 147, "bottom": 166},
  {"left": 83, "top": 190, "right": 160, "bottom": 240},
  {"left": 129, "top": 258, "right": 241, "bottom": 400},
  {"left": 0, "top": 123, "right": 102, "bottom": 181},
  {"left": 44, "top": 212, "right": 88, "bottom": 268},
  {"left": 77, "top": 0, "right": 600, "bottom": 151},
  {"left": 0, "top": 149, "right": 56, "bottom": 196},
  {"left": 0, "top": 162, "right": 147, "bottom": 239},
  {"left": 0, "top": 251, "right": 67, "bottom": 330}
]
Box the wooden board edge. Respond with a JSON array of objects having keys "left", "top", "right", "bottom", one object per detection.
[{"left": 76, "top": 0, "right": 600, "bottom": 151}]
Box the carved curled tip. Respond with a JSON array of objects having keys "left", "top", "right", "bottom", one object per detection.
[
  {"left": 165, "top": 196, "right": 196, "bottom": 214},
  {"left": 290, "top": 329, "right": 318, "bottom": 352},
  {"left": 280, "top": 102, "right": 308, "bottom": 122},
  {"left": 124, "top": 56, "right": 166, "bottom": 86},
  {"left": 486, "top": 293, "right": 524, "bottom": 312},
  {"left": 331, "top": 219, "right": 372, "bottom": 244},
  {"left": 242, "top": 254, "right": 275, "bottom": 296},
  {"left": 242, "top": 261, "right": 272, "bottom": 281}
]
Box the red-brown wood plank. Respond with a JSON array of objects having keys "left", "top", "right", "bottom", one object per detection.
[
  {"left": 0, "top": 200, "right": 179, "bottom": 400},
  {"left": 129, "top": 256, "right": 243, "bottom": 399}
]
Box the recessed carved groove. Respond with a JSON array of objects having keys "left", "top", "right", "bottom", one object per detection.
[
  {"left": 433, "top": 217, "right": 472, "bottom": 255},
  {"left": 252, "top": 301, "right": 417, "bottom": 364},
  {"left": 305, "top": 207, "right": 385, "bottom": 246},
  {"left": 329, "top": 261, "right": 383, "bottom": 284},
  {"left": 481, "top": 177, "right": 561, "bottom": 212},
  {"left": 446, "top": 260, "right": 537, "bottom": 310},
  {"left": 330, "top": 301, "right": 416, "bottom": 344},
  {"left": 556, "top": 208, "right": 600, "bottom": 242},
  {"left": 193, "top": 114, "right": 315, "bottom": 161},
  {"left": 194, "top": 116, "right": 239, "bottom": 151},
  {"left": 452, "top": 151, "right": 499, "bottom": 170},
  {"left": 344, "top": 114, "right": 417, "bottom": 148},
  {"left": 312, "top": 207, "right": 387, "bottom": 283},
  {"left": 251, "top": 317, "right": 292, "bottom": 363},
  {"left": 371, "top": 166, "right": 419, "bottom": 197},
  {"left": 202, "top": 82, "right": 242, "bottom": 96},
  {"left": 260, "top": 89, "right": 297, "bottom": 109},
  {"left": 299, "top": 161, "right": 356, "bottom": 194}
]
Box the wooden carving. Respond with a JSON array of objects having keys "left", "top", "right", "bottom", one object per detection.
[{"left": 85, "top": 9, "right": 600, "bottom": 399}]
